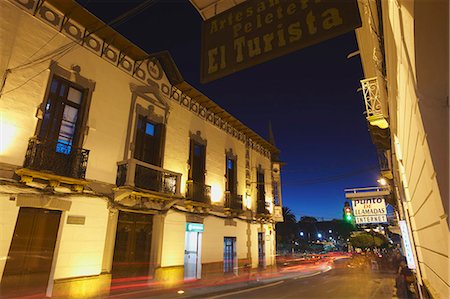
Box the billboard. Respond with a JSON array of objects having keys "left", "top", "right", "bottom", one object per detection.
[
  {"left": 201, "top": 0, "right": 362, "bottom": 83},
  {"left": 351, "top": 197, "right": 387, "bottom": 224}
]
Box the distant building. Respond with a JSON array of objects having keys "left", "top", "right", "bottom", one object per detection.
[
  {"left": 356, "top": 0, "right": 448, "bottom": 298},
  {"left": 0, "top": 0, "right": 283, "bottom": 297}
]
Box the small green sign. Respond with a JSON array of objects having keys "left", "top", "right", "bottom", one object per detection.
[{"left": 186, "top": 222, "right": 204, "bottom": 232}]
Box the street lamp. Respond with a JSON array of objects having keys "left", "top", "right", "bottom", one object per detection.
[
  {"left": 317, "top": 233, "right": 322, "bottom": 239},
  {"left": 377, "top": 177, "right": 387, "bottom": 186},
  {"left": 300, "top": 231, "right": 304, "bottom": 237},
  {"left": 328, "top": 229, "right": 332, "bottom": 233}
]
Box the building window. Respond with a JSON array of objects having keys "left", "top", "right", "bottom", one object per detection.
[
  {"left": 189, "top": 141, "right": 206, "bottom": 183},
  {"left": 225, "top": 155, "right": 237, "bottom": 194},
  {"left": 38, "top": 76, "right": 85, "bottom": 154},
  {"left": 223, "top": 237, "right": 236, "bottom": 273},
  {"left": 134, "top": 115, "right": 164, "bottom": 166},
  {"left": 256, "top": 167, "right": 266, "bottom": 213},
  {"left": 145, "top": 123, "right": 155, "bottom": 136}
]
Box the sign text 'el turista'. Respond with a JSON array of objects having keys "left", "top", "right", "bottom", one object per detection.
[{"left": 201, "top": 0, "right": 362, "bottom": 82}]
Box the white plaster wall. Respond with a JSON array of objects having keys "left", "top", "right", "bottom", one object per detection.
[
  {"left": 249, "top": 223, "right": 259, "bottom": 268},
  {"left": 202, "top": 217, "right": 248, "bottom": 263},
  {"left": 382, "top": 1, "right": 449, "bottom": 297},
  {"left": 160, "top": 210, "right": 186, "bottom": 267},
  {"left": 53, "top": 196, "right": 109, "bottom": 279},
  {"left": 0, "top": 195, "right": 20, "bottom": 279},
  {"left": 263, "top": 223, "right": 276, "bottom": 266}
]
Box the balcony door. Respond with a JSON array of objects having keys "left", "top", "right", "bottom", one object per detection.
[
  {"left": 257, "top": 169, "right": 266, "bottom": 213},
  {"left": 1, "top": 208, "right": 61, "bottom": 297},
  {"left": 30, "top": 76, "right": 87, "bottom": 177},
  {"left": 133, "top": 116, "right": 164, "bottom": 190},
  {"left": 189, "top": 140, "right": 206, "bottom": 201},
  {"left": 226, "top": 157, "right": 237, "bottom": 195},
  {"left": 189, "top": 141, "right": 206, "bottom": 184},
  {"left": 39, "top": 76, "right": 85, "bottom": 154},
  {"left": 134, "top": 116, "right": 164, "bottom": 166}
]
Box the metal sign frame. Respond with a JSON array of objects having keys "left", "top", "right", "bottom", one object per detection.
[{"left": 201, "top": 0, "right": 362, "bottom": 83}]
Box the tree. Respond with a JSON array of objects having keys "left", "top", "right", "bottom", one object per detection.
[
  {"left": 349, "top": 231, "right": 389, "bottom": 249},
  {"left": 276, "top": 207, "right": 298, "bottom": 252},
  {"left": 283, "top": 207, "right": 297, "bottom": 223},
  {"left": 350, "top": 232, "right": 374, "bottom": 249},
  {"left": 299, "top": 216, "right": 317, "bottom": 223}
]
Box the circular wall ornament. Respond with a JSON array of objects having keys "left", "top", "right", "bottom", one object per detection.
[{"left": 147, "top": 60, "right": 162, "bottom": 80}]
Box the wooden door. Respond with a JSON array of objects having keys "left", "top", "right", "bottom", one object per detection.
[
  {"left": 112, "top": 212, "right": 153, "bottom": 278},
  {"left": 1, "top": 208, "right": 61, "bottom": 297}
]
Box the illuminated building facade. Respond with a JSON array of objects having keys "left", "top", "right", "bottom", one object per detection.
[
  {"left": 0, "top": 0, "right": 283, "bottom": 297},
  {"left": 356, "top": 0, "right": 448, "bottom": 297}
]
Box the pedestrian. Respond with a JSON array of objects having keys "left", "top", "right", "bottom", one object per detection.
[{"left": 396, "top": 258, "right": 418, "bottom": 299}]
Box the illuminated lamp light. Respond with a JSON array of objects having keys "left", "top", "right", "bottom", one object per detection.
[
  {"left": 245, "top": 194, "right": 252, "bottom": 209},
  {"left": 210, "top": 184, "right": 222, "bottom": 203},
  {"left": 0, "top": 113, "right": 18, "bottom": 156},
  {"left": 266, "top": 199, "right": 274, "bottom": 213},
  {"left": 377, "top": 178, "right": 387, "bottom": 186},
  {"left": 367, "top": 114, "right": 389, "bottom": 129}
]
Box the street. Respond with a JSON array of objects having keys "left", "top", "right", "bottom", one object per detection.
[
  {"left": 108, "top": 257, "right": 396, "bottom": 299},
  {"left": 196, "top": 260, "right": 395, "bottom": 299}
]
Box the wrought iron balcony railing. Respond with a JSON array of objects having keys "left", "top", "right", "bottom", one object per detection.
[
  {"left": 256, "top": 200, "right": 270, "bottom": 215},
  {"left": 116, "top": 159, "right": 181, "bottom": 195},
  {"left": 224, "top": 191, "right": 243, "bottom": 210},
  {"left": 361, "top": 77, "right": 389, "bottom": 129},
  {"left": 186, "top": 180, "right": 211, "bottom": 204},
  {"left": 23, "top": 138, "right": 89, "bottom": 179}
]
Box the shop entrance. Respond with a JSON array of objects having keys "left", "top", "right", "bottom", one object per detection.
[
  {"left": 184, "top": 223, "right": 203, "bottom": 280},
  {"left": 1, "top": 207, "right": 61, "bottom": 297}
]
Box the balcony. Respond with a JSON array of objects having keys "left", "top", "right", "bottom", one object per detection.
[
  {"left": 361, "top": 77, "right": 389, "bottom": 129},
  {"left": 22, "top": 138, "right": 89, "bottom": 179},
  {"left": 377, "top": 150, "right": 393, "bottom": 179},
  {"left": 224, "top": 191, "right": 243, "bottom": 210},
  {"left": 256, "top": 200, "right": 270, "bottom": 215},
  {"left": 186, "top": 180, "right": 211, "bottom": 204},
  {"left": 116, "top": 158, "right": 181, "bottom": 195}
]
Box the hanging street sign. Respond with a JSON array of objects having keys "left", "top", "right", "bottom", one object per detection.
[
  {"left": 351, "top": 197, "right": 388, "bottom": 224},
  {"left": 200, "top": 0, "right": 362, "bottom": 83}
]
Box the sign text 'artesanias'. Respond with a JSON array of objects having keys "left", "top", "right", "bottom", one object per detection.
[{"left": 201, "top": 0, "right": 362, "bottom": 83}]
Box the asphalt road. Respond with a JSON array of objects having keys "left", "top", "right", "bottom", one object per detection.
[{"left": 194, "top": 260, "right": 396, "bottom": 299}]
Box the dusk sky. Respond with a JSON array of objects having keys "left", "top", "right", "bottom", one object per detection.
[{"left": 79, "top": 0, "right": 380, "bottom": 220}]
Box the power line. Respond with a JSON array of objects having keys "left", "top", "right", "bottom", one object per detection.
[{"left": 0, "top": 0, "right": 158, "bottom": 96}]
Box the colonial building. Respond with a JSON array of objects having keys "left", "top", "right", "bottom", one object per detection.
[
  {"left": 356, "top": 0, "right": 448, "bottom": 298},
  {"left": 0, "top": 0, "right": 283, "bottom": 297}
]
